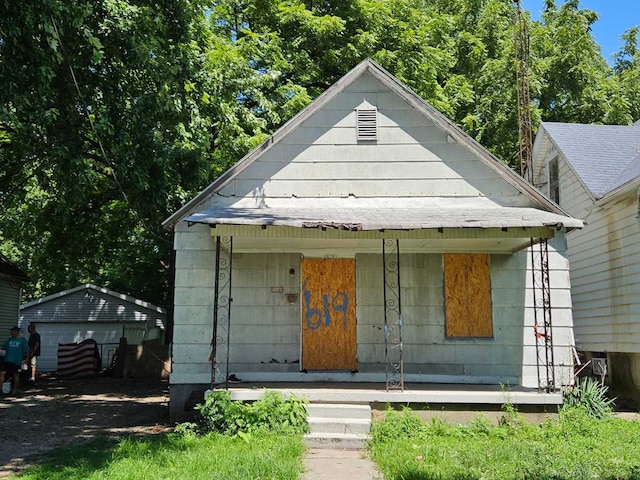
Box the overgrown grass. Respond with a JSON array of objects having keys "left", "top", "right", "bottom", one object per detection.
[
  {"left": 16, "top": 431, "right": 305, "bottom": 480},
  {"left": 370, "top": 405, "right": 640, "bottom": 480},
  {"left": 16, "top": 389, "right": 308, "bottom": 479}
]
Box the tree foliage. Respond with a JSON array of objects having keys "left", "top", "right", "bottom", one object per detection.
[{"left": 1, "top": 0, "right": 639, "bottom": 309}]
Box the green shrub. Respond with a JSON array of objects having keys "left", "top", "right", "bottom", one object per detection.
[
  {"left": 563, "top": 376, "right": 616, "bottom": 419},
  {"left": 193, "top": 389, "right": 308, "bottom": 436}
]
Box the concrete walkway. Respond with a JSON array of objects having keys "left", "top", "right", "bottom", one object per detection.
[{"left": 303, "top": 449, "right": 383, "bottom": 479}]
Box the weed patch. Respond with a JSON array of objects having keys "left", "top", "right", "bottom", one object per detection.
[
  {"left": 193, "top": 389, "right": 309, "bottom": 436},
  {"left": 370, "top": 403, "right": 640, "bottom": 480}
]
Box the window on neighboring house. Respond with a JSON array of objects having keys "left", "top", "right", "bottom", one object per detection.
[
  {"left": 549, "top": 156, "right": 559, "bottom": 204},
  {"left": 444, "top": 253, "right": 493, "bottom": 338}
]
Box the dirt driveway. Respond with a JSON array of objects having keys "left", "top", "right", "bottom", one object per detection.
[{"left": 0, "top": 373, "right": 171, "bottom": 477}]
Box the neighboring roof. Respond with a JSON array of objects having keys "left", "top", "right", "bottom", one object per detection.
[
  {"left": 20, "top": 283, "right": 166, "bottom": 315},
  {"left": 165, "top": 59, "right": 580, "bottom": 232},
  {"left": 540, "top": 122, "right": 640, "bottom": 199},
  {"left": 0, "top": 253, "right": 29, "bottom": 282},
  {"left": 186, "top": 198, "right": 583, "bottom": 230}
]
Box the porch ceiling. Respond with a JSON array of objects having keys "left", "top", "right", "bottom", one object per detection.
[{"left": 227, "top": 235, "right": 536, "bottom": 254}]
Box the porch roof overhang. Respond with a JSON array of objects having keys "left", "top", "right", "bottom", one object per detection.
[
  {"left": 184, "top": 200, "right": 582, "bottom": 254},
  {"left": 185, "top": 204, "right": 583, "bottom": 231}
]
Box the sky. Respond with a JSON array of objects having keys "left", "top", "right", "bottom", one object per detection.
[{"left": 522, "top": 0, "right": 639, "bottom": 63}]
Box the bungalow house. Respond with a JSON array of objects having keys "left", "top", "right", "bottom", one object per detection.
[
  {"left": 163, "top": 59, "right": 583, "bottom": 419},
  {"left": 0, "top": 254, "right": 29, "bottom": 333},
  {"left": 532, "top": 120, "right": 640, "bottom": 402}
]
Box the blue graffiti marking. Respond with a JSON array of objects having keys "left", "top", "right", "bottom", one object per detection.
[
  {"left": 303, "top": 282, "right": 350, "bottom": 331},
  {"left": 304, "top": 289, "right": 323, "bottom": 330}
]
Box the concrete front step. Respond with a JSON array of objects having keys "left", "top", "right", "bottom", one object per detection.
[
  {"left": 308, "top": 417, "right": 371, "bottom": 435},
  {"left": 304, "top": 403, "right": 372, "bottom": 450},
  {"left": 304, "top": 432, "right": 372, "bottom": 450},
  {"left": 305, "top": 403, "right": 372, "bottom": 420}
]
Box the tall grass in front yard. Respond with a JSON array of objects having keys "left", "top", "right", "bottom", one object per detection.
[
  {"left": 17, "top": 390, "right": 309, "bottom": 480},
  {"left": 370, "top": 405, "right": 640, "bottom": 480},
  {"left": 17, "top": 431, "right": 305, "bottom": 480}
]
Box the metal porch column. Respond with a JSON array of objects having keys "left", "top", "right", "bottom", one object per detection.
[
  {"left": 530, "top": 238, "right": 555, "bottom": 392},
  {"left": 382, "top": 239, "right": 403, "bottom": 390},
  {"left": 211, "top": 236, "right": 233, "bottom": 389}
]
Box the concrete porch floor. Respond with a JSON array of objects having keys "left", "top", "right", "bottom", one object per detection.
[{"left": 224, "top": 382, "right": 563, "bottom": 406}]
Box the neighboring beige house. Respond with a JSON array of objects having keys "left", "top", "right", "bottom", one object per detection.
[
  {"left": 0, "top": 254, "right": 29, "bottom": 333},
  {"left": 532, "top": 120, "right": 640, "bottom": 402},
  {"left": 19, "top": 283, "right": 166, "bottom": 372},
  {"left": 164, "top": 59, "right": 582, "bottom": 419}
]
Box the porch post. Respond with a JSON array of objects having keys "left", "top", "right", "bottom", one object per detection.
[
  {"left": 211, "top": 235, "right": 233, "bottom": 389},
  {"left": 530, "top": 238, "right": 555, "bottom": 392},
  {"left": 382, "top": 239, "right": 403, "bottom": 391}
]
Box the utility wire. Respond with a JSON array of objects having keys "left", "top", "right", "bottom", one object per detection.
[{"left": 50, "top": 16, "right": 171, "bottom": 245}]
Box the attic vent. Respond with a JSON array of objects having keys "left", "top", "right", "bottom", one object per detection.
[{"left": 356, "top": 107, "right": 378, "bottom": 141}]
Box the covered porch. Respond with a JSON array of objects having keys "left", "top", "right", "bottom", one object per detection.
[{"left": 197, "top": 215, "right": 569, "bottom": 395}]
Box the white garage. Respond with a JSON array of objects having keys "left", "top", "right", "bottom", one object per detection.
[{"left": 19, "top": 284, "right": 166, "bottom": 373}]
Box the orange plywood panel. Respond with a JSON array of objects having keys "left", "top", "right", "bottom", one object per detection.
[
  {"left": 301, "top": 258, "right": 357, "bottom": 370},
  {"left": 444, "top": 253, "right": 493, "bottom": 338}
]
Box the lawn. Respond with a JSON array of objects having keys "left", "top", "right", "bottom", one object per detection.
[
  {"left": 369, "top": 405, "right": 640, "bottom": 480},
  {"left": 15, "top": 432, "right": 305, "bottom": 480},
  {"left": 14, "top": 385, "right": 640, "bottom": 480}
]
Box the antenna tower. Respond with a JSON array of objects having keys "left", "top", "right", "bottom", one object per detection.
[{"left": 514, "top": 0, "right": 533, "bottom": 182}]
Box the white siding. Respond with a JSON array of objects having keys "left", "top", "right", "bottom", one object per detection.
[
  {"left": 565, "top": 193, "right": 640, "bottom": 352},
  {"left": 534, "top": 134, "right": 640, "bottom": 357},
  {"left": 170, "top": 221, "right": 218, "bottom": 382},
  {"left": 217, "top": 72, "right": 532, "bottom": 207},
  {"left": 169, "top": 69, "right": 576, "bottom": 389},
  {"left": 171, "top": 242, "right": 574, "bottom": 388}
]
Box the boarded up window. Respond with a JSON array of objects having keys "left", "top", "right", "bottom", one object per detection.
[{"left": 444, "top": 253, "right": 493, "bottom": 338}]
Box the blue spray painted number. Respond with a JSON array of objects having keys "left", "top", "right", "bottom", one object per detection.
[{"left": 303, "top": 289, "right": 349, "bottom": 330}]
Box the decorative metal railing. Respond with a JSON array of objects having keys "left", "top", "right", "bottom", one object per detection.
[
  {"left": 530, "top": 238, "right": 555, "bottom": 392},
  {"left": 212, "top": 235, "right": 233, "bottom": 389},
  {"left": 382, "top": 239, "right": 403, "bottom": 391}
]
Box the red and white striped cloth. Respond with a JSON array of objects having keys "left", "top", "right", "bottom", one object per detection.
[{"left": 57, "top": 340, "right": 100, "bottom": 378}]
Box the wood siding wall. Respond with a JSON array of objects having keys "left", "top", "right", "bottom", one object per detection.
[
  {"left": 0, "top": 279, "right": 21, "bottom": 333},
  {"left": 541, "top": 150, "right": 640, "bottom": 354},
  {"left": 566, "top": 193, "right": 640, "bottom": 353},
  {"left": 217, "top": 72, "right": 531, "bottom": 206},
  {"left": 171, "top": 240, "right": 575, "bottom": 388}
]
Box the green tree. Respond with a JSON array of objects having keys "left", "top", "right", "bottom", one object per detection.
[
  {"left": 0, "top": 1, "right": 218, "bottom": 304},
  {"left": 2, "top": 0, "right": 639, "bottom": 312}
]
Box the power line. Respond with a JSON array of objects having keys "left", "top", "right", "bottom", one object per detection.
[{"left": 50, "top": 16, "right": 171, "bottom": 245}]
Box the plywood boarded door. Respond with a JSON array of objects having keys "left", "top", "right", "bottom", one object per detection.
[{"left": 301, "top": 258, "right": 357, "bottom": 371}]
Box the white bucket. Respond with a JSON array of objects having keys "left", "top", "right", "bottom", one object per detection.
[{"left": 2, "top": 382, "right": 10, "bottom": 394}]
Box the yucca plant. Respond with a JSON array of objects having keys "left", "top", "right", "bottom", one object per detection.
[{"left": 564, "top": 376, "right": 616, "bottom": 419}]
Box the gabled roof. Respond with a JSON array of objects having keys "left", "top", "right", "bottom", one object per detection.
[
  {"left": 20, "top": 283, "right": 166, "bottom": 316},
  {"left": 539, "top": 122, "right": 640, "bottom": 199},
  {"left": 0, "top": 253, "right": 29, "bottom": 282},
  {"left": 164, "top": 59, "right": 580, "bottom": 231}
]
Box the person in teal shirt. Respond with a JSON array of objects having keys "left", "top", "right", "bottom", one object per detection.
[{"left": 0, "top": 326, "right": 30, "bottom": 395}]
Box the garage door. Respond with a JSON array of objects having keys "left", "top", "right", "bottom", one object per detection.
[{"left": 35, "top": 323, "right": 145, "bottom": 372}]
